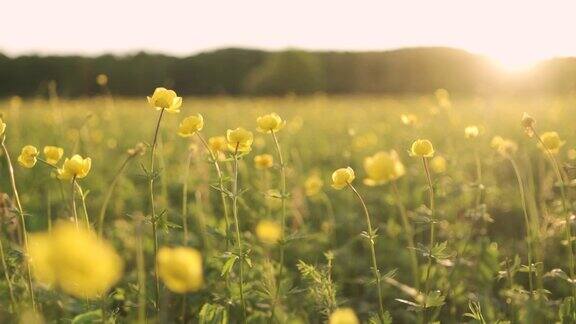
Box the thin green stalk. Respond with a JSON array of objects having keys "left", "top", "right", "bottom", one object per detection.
[
  {"left": 0, "top": 237, "right": 17, "bottom": 313},
  {"left": 195, "top": 133, "right": 231, "bottom": 244},
  {"left": 507, "top": 156, "right": 534, "bottom": 296},
  {"left": 71, "top": 176, "right": 80, "bottom": 229},
  {"left": 0, "top": 139, "right": 36, "bottom": 311},
  {"left": 232, "top": 146, "right": 247, "bottom": 322},
  {"left": 474, "top": 151, "right": 483, "bottom": 211},
  {"left": 135, "top": 215, "right": 147, "bottom": 324},
  {"left": 74, "top": 181, "right": 90, "bottom": 230},
  {"left": 98, "top": 154, "right": 133, "bottom": 237},
  {"left": 348, "top": 183, "right": 386, "bottom": 321},
  {"left": 270, "top": 130, "right": 287, "bottom": 321},
  {"left": 182, "top": 151, "right": 193, "bottom": 245},
  {"left": 149, "top": 108, "right": 165, "bottom": 312},
  {"left": 391, "top": 180, "right": 420, "bottom": 291},
  {"left": 531, "top": 127, "right": 575, "bottom": 299},
  {"left": 422, "top": 157, "right": 435, "bottom": 314}
]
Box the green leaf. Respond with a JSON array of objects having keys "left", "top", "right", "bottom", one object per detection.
[
  {"left": 199, "top": 303, "right": 229, "bottom": 324},
  {"left": 221, "top": 256, "right": 237, "bottom": 277},
  {"left": 72, "top": 310, "right": 102, "bottom": 324}
]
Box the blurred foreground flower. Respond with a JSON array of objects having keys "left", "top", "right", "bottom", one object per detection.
[
  {"left": 157, "top": 247, "right": 203, "bottom": 293},
  {"left": 329, "top": 308, "right": 359, "bottom": 324},
  {"left": 256, "top": 220, "right": 282, "bottom": 244},
  {"left": 430, "top": 156, "right": 447, "bottom": 173},
  {"left": 363, "top": 150, "right": 405, "bottom": 186},
  {"left": 147, "top": 87, "right": 182, "bottom": 113},
  {"left": 17, "top": 145, "right": 38, "bottom": 168},
  {"left": 28, "top": 222, "right": 123, "bottom": 299}
]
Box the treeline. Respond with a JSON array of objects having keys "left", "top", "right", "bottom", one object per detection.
[{"left": 1, "top": 47, "right": 575, "bottom": 97}]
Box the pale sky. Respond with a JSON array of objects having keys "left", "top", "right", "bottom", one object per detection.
[{"left": 2, "top": 0, "right": 575, "bottom": 70}]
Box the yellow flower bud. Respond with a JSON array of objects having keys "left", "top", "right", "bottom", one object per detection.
[
  {"left": 226, "top": 127, "right": 253, "bottom": 153},
  {"left": 363, "top": 150, "right": 405, "bottom": 186},
  {"left": 256, "top": 113, "right": 285, "bottom": 133},
  {"left": 96, "top": 74, "right": 108, "bottom": 86},
  {"left": 17, "top": 145, "right": 39, "bottom": 168},
  {"left": 464, "top": 125, "right": 480, "bottom": 139},
  {"left": 430, "top": 156, "right": 447, "bottom": 174},
  {"left": 331, "top": 167, "right": 355, "bottom": 190},
  {"left": 329, "top": 308, "right": 359, "bottom": 324},
  {"left": 538, "top": 131, "right": 564, "bottom": 154},
  {"left": 254, "top": 154, "right": 274, "bottom": 169},
  {"left": 410, "top": 139, "right": 435, "bottom": 158},
  {"left": 178, "top": 114, "right": 204, "bottom": 137},
  {"left": 57, "top": 154, "right": 91, "bottom": 180},
  {"left": 43, "top": 146, "right": 64, "bottom": 165},
  {"left": 0, "top": 117, "right": 5, "bottom": 136},
  {"left": 157, "top": 247, "right": 203, "bottom": 293},
  {"left": 255, "top": 220, "right": 282, "bottom": 245},
  {"left": 147, "top": 87, "right": 182, "bottom": 113}
]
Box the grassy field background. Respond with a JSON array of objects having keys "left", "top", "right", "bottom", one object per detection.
[{"left": 1, "top": 93, "right": 575, "bottom": 323}]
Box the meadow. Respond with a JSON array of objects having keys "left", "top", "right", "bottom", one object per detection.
[{"left": 0, "top": 89, "right": 576, "bottom": 323}]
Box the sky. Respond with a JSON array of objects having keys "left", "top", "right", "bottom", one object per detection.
[{"left": 2, "top": 0, "right": 575, "bottom": 70}]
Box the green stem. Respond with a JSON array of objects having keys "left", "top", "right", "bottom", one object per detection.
[
  {"left": 182, "top": 151, "right": 193, "bottom": 246},
  {"left": 422, "top": 157, "right": 435, "bottom": 315},
  {"left": 135, "top": 215, "right": 147, "bottom": 324},
  {"left": 348, "top": 182, "right": 386, "bottom": 321},
  {"left": 232, "top": 146, "right": 247, "bottom": 322},
  {"left": 71, "top": 176, "right": 80, "bottom": 229},
  {"left": 270, "top": 130, "right": 287, "bottom": 321},
  {"left": 149, "top": 108, "right": 165, "bottom": 313},
  {"left": 0, "top": 139, "right": 36, "bottom": 311},
  {"left": 74, "top": 181, "right": 90, "bottom": 230},
  {"left": 507, "top": 156, "right": 534, "bottom": 296},
  {"left": 98, "top": 154, "right": 133, "bottom": 237},
  {"left": 532, "top": 128, "right": 575, "bottom": 299},
  {"left": 391, "top": 180, "right": 420, "bottom": 291}
]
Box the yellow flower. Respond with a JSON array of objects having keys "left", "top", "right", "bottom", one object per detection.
[
  {"left": 329, "top": 308, "right": 359, "bottom": 324},
  {"left": 331, "top": 167, "right": 355, "bottom": 190},
  {"left": 226, "top": 127, "right": 253, "bottom": 153},
  {"left": 17, "top": 145, "right": 39, "bottom": 168},
  {"left": 208, "top": 136, "right": 227, "bottom": 153},
  {"left": 178, "top": 114, "right": 204, "bottom": 137},
  {"left": 0, "top": 117, "right": 5, "bottom": 136},
  {"left": 28, "top": 222, "right": 123, "bottom": 299},
  {"left": 400, "top": 114, "right": 418, "bottom": 126},
  {"left": 96, "top": 74, "right": 108, "bottom": 86},
  {"left": 464, "top": 125, "right": 480, "bottom": 139},
  {"left": 147, "top": 87, "right": 182, "bottom": 113},
  {"left": 304, "top": 175, "right": 324, "bottom": 197},
  {"left": 538, "top": 131, "right": 564, "bottom": 154},
  {"left": 491, "top": 136, "right": 518, "bottom": 156},
  {"left": 410, "top": 139, "right": 435, "bottom": 158},
  {"left": 363, "top": 150, "right": 405, "bottom": 186},
  {"left": 43, "top": 146, "right": 64, "bottom": 165},
  {"left": 157, "top": 247, "right": 203, "bottom": 293},
  {"left": 255, "top": 220, "right": 282, "bottom": 244},
  {"left": 254, "top": 154, "right": 274, "bottom": 169},
  {"left": 256, "top": 113, "right": 285, "bottom": 133},
  {"left": 430, "top": 156, "right": 447, "bottom": 173},
  {"left": 57, "top": 154, "right": 91, "bottom": 180},
  {"left": 435, "top": 88, "right": 451, "bottom": 109}
]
